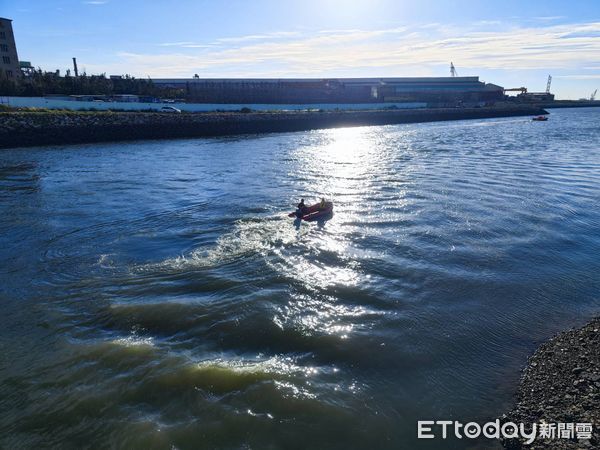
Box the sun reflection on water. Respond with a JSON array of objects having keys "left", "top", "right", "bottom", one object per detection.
[
  {"left": 273, "top": 127, "right": 391, "bottom": 339},
  {"left": 301, "top": 127, "right": 381, "bottom": 199}
]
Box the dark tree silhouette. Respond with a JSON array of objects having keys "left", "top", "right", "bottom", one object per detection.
[{"left": 0, "top": 70, "right": 184, "bottom": 99}]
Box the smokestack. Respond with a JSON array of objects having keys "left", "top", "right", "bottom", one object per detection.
[{"left": 72, "top": 57, "right": 79, "bottom": 77}]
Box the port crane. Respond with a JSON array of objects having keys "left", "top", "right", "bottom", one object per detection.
[
  {"left": 591, "top": 89, "right": 597, "bottom": 101},
  {"left": 504, "top": 75, "right": 552, "bottom": 97},
  {"left": 450, "top": 62, "right": 458, "bottom": 77}
]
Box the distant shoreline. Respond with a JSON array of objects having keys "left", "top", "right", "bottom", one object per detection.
[
  {"left": 0, "top": 106, "right": 548, "bottom": 149},
  {"left": 539, "top": 100, "right": 600, "bottom": 109}
]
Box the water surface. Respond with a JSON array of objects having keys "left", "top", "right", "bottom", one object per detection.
[{"left": 1, "top": 108, "right": 599, "bottom": 449}]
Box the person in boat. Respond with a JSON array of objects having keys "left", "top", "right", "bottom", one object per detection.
[
  {"left": 319, "top": 198, "right": 326, "bottom": 210},
  {"left": 296, "top": 199, "right": 307, "bottom": 218}
]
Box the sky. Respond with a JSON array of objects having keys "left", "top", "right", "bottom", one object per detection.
[{"left": 2, "top": 0, "right": 600, "bottom": 99}]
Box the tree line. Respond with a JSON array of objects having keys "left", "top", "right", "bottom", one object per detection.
[{"left": 0, "top": 69, "right": 185, "bottom": 99}]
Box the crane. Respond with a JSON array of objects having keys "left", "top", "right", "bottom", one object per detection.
[
  {"left": 450, "top": 62, "right": 458, "bottom": 77},
  {"left": 591, "top": 89, "right": 598, "bottom": 101},
  {"left": 546, "top": 75, "right": 552, "bottom": 94}
]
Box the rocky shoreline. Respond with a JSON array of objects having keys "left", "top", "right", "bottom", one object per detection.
[
  {"left": 502, "top": 317, "right": 600, "bottom": 449},
  {"left": 0, "top": 106, "right": 547, "bottom": 149}
]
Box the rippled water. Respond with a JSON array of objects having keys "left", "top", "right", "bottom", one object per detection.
[{"left": 1, "top": 108, "right": 599, "bottom": 449}]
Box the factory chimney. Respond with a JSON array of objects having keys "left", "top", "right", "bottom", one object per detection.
[{"left": 72, "top": 57, "right": 79, "bottom": 77}]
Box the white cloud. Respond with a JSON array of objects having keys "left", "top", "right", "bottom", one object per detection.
[
  {"left": 158, "top": 31, "right": 302, "bottom": 48},
  {"left": 555, "top": 74, "right": 600, "bottom": 80},
  {"left": 215, "top": 31, "right": 301, "bottom": 43},
  {"left": 158, "top": 42, "right": 215, "bottom": 48},
  {"left": 159, "top": 42, "right": 197, "bottom": 47},
  {"left": 81, "top": 21, "right": 599, "bottom": 85},
  {"left": 533, "top": 16, "right": 565, "bottom": 22}
]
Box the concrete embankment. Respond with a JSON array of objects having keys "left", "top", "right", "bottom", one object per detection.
[
  {"left": 502, "top": 317, "right": 600, "bottom": 449},
  {"left": 0, "top": 106, "right": 547, "bottom": 149}
]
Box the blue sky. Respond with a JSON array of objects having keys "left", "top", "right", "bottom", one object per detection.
[{"left": 2, "top": 0, "right": 600, "bottom": 99}]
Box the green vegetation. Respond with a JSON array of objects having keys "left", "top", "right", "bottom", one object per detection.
[{"left": 0, "top": 70, "right": 185, "bottom": 98}]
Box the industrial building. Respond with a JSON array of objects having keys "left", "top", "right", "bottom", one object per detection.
[
  {"left": 0, "top": 17, "right": 21, "bottom": 80},
  {"left": 153, "top": 76, "right": 504, "bottom": 106}
]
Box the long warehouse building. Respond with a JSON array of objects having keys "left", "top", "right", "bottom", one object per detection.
[{"left": 153, "top": 76, "right": 504, "bottom": 105}]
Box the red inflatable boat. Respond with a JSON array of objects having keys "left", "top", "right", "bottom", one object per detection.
[{"left": 289, "top": 201, "right": 334, "bottom": 221}]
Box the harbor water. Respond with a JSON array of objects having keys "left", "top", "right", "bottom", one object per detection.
[{"left": 1, "top": 108, "right": 599, "bottom": 449}]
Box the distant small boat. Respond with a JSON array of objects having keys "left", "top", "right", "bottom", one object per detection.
[
  {"left": 532, "top": 115, "right": 548, "bottom": 121},
  {"left": 289, "top": 201, "right": 333, "bottom": 221}
]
